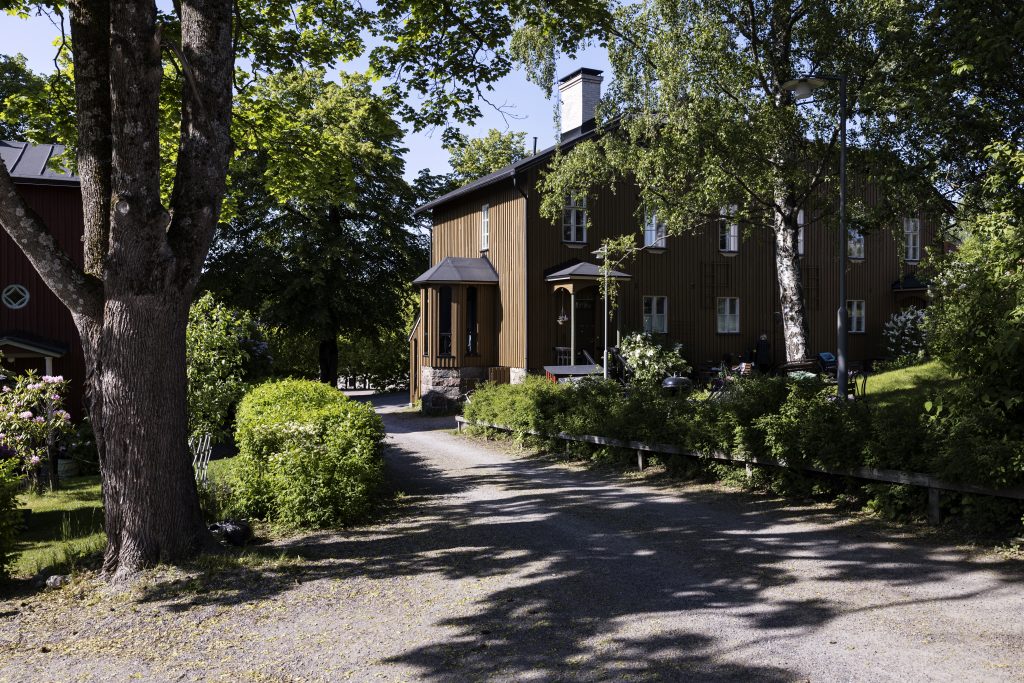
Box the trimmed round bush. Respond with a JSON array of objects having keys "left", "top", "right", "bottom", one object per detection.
[{"left": 233, "top": 379, "right": 385, "bottom": 528}]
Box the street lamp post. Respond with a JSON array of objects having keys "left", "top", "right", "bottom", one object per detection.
[
  {"left": 593, "top": 246, "right": 610, "bottom": 379},
  {"left": 781, "top": 74, "right": 848, "bottom": 400}
]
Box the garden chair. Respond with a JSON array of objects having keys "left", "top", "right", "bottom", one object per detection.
[{"left": 189, "top": 433, "right": 212, "bottom": 485}]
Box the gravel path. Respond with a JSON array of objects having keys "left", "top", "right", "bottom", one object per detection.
[{"left": 2, "top": 392, "right": 1022, "bottom": 682}]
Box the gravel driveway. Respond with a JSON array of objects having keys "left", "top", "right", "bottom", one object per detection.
[{"left": 2, "top": 392, "right": 1022, "bottom": 682}]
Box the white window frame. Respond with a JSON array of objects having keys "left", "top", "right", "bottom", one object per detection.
[
  {"left": 848, "top": 227, "right": 865, "bottom": 260},
  {"left": 797, "top": 209, "right": 805, "bottom": 256},
  {"left": 716, "top": 297, "right": 740, "bottom": 334},
  {"left": 847, "top": 299, "right": 866, "bottom": 334},
  {"left": 481, "top": 203, "right": 489, "bottom": 251},
  {"left": 562, "top": 195, "right": 587, "bottom": 244},
  {"left": 719, "top": 205, "right": 739, "bottom": 253},
  {"left": 643, "top": 295, "right": 668, "bottom": 334},
  {"left": 643, "top": 209, "right": 667, "bottom": 249},
  {"left": 904, "top": 217, "right": 921, "bottom": 262}
]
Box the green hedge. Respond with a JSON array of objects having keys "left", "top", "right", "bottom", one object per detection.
[
  {"left": 0, "top": 458, "right": 21, "bottom": 580},
  {"left": 233, "top": 379, "right": 385, "bottom": 528},
  {"left": 462, "top": 374, "right": 1023, "bottom": 531}
]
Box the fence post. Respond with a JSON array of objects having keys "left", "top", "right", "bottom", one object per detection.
[
  {"left": 927, "top": 488, "right": 942, "bottom": 525},
  {"left": 637, "top": 450, "right": 645, "bottom": 471},
  {"left": 745, "top": 462, "right": 753, "bottom": 482}
]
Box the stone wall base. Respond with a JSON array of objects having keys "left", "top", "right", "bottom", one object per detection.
[{"left": 421, "top": 366, "right": 488, "bottom": 412}]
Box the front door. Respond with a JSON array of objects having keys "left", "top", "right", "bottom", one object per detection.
[{"left": 574, "top": 292, "right": 597, "bottom": 363}]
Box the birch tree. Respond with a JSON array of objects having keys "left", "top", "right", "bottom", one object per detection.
[{"left": 538, "top": 0, "right": 940, "bottom": 361}]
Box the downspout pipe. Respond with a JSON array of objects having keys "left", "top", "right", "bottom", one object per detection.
[{"left": 513, "top": 171, "right": 529, "bottom": 374}]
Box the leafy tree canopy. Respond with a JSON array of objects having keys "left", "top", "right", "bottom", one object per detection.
[{"left": 443, "top": 128, "right": 530, "bottom": 183}]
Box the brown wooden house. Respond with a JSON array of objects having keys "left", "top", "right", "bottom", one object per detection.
[
  {"left": 0, "top": 141, "right": 87, "bottom": 416},
  {"left": 409, "top": 69, "right": 934, "bottom": 406}
]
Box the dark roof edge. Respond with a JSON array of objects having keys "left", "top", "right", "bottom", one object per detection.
[
  {"left": 413, "top": 125, "right": 600, "bottom": 215},
  {"left": 559, "top": 68, "right": 603, "bottom": 83}
]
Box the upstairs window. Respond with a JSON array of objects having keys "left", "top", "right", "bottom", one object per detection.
[
  {"left": 848, "top": 228, "right": 865, "bottom": 260},
  {"left": 719, "top": 205, "right": 739, "bottom": 253},
  {"left": 481, "top": 204, "right": 490, "bottom": 251},
  {"left": 643, "top": 209, "right": 667, "bottom": 249},
  {"left": 797, "top": 209, "right": 806, "bottom": 256},
  {"left": 717, "top": 297, "right": 740, "bottom": 334},
  {"left": 563, "top": 195, "right": 587, "bottom": 244},
  {"left": 847, "top": 299, "right": 866, "bottom": 333},
  {"left": 904, "top": 217, "right": 921, "bottom": 262},
  {"left": 643, "top": 295, "right": 668, "bottom": 333}
]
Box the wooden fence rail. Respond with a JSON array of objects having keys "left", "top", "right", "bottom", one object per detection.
[{"left": 454, "top": 417, "right": 1024, "bottom": 525}]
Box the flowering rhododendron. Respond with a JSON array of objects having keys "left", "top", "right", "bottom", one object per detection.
[{"left": 0, "top": 369, "right": 74, "bottom": 485}]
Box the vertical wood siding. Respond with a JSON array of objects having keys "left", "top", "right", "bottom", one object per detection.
[
  {"left": 427, "top": 184, "right": 526, "bottom": 368},
  {"left": 0, "top": 184, "right": 87, "bottom": 416},
  {"left": 423, "top": 163, "right": 937, "bottom": 379}
]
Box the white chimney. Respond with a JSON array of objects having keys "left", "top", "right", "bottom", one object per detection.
[{"left": 558, "top": 68, "right": 603, "bottom": 136}]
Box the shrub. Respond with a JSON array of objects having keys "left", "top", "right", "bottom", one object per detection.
[
  {"left": 618, "top": 332, "right": 690, "bottom": 388},
  {"left": 0, "top": 458, "right": 20, "bottom": 580},
  {"left": 882, "top": 306, "right": 927, "bottom": 362},
  {"left": 233, "top": 379, "right": 385, "bottom": 528},
  {"left": 757, "top": 383, "right": 870, "bottom": 471},
  {"left": 464, "top": 376, "right": 567, "bottom": 436},
  {"left": 187, "top": 293, "right": 264, "bottom": 443},
  {"left": 0, "top": 372, "right": 73, "bottom": 489}
]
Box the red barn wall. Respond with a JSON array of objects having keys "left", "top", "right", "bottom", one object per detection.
[{"left": 0, "top": 184, "right": 86, "bottom": 417}]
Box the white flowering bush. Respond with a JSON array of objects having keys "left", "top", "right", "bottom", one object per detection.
[
  {"left": 618, "top": 332, "right": 691, "bottom": 388},
  {"left": 0, "top": 371, "right": 73, "bottom": 490},
  {"left": 882, "top": 306, "right": 927, "bottom": 363}
]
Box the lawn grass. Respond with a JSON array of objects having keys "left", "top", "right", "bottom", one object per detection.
[
  {"left": 864, "top": 360, "right": 953, "bottom": 412},
  {"left": 14, "top": 475, "right": 105, "bottom": 578}
]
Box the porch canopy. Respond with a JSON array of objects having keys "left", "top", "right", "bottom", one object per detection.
[
  {"left": 545, "top": 261, "right": 631, "bottom": 371},
  {"left": 414, "top": 257, "right": 498, "bottom": 286},
  {"left": 544, "top": 260, "right": 631, "bottom": 293},
  {"left": 0, "top": 333, "right": 67, "bottom": 376}
]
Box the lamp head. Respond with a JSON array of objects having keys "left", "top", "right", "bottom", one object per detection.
[{"left": 781, "top": 77, "right": 827, "bottom": 100}]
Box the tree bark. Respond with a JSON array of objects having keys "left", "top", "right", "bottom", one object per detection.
[
  {"left": 319, "top": 336, "right": 339, "bottom": 386},
  {"left": 0, "top": 0, "right": 235, "bottom": 580},
  {"left": 773, "top": 203, "right": 809, "bottom": 362}
]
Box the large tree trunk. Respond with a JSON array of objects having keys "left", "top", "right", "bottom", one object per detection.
[
  {"left": 773, "top": 204, "right": 809, "bottom": 361},
  {"left": 0, "top": 0, "right": 234, "bottom": 579},
  {"left": 97, "top": 298, "right": 212, "bottom": 576},
  {"left": 319, "top": 336, "right": 339, "bottom": 386}
]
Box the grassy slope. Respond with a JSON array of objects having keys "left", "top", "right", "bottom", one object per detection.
[
  {"left": 15, "top": 475, "right": 105, "bottom": 578},
  {"left": 863, "top": 360, "right": 953, "bottom": 412}
]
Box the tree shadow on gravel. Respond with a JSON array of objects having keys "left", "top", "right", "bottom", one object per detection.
[{"left": 132, "top": 412, "right": 1024, "bottom": 681}]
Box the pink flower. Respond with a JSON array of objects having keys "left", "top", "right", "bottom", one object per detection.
[
  {"left": 29, "top": 455, "right": 40, "bottom": 465},
  {"left": 42, "top": 375, "right": 63, "bottom": 384},
  {"left": 27, "top": 383, "right": 43, "bottom": 391},
  {"left": 1, "top": 386, "right": 10, "bottom": 393},
  {"left": 56, "top": 411, "right": 70, "bottom": 421},
  {"left": 18, "top": 411, "right": 33, "bottom": 420},
  {"left": 32, "top": 416, "right": 45, "bottom": 424}
]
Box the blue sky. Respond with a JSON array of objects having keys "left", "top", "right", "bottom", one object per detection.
[{"left": 0, "top": 10, "right": 612, "bottom": 179}]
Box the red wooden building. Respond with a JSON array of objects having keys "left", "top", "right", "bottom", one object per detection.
[{"left": 0, "top": 140, "right": 87, "bottom": 416}]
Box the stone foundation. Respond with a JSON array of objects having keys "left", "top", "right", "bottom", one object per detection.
[{"left": 421, "top": 366, "right": 488, "bottom": 412}]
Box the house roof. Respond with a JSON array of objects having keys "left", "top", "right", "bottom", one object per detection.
[
  {"left": 414, "top": 124, "right": 600, "bottom": 216},
  {"left": 545, "top": 261, "right": 631, "bottom": 282},
  {"left": 0, "top": 333, "right": 68, "bottom": 357},
  {"left": 0, "top": 140, "right": 79, "bottom": 187},
  {"left": 413, "top": 257, "right": 499, "bottom": 286}
]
